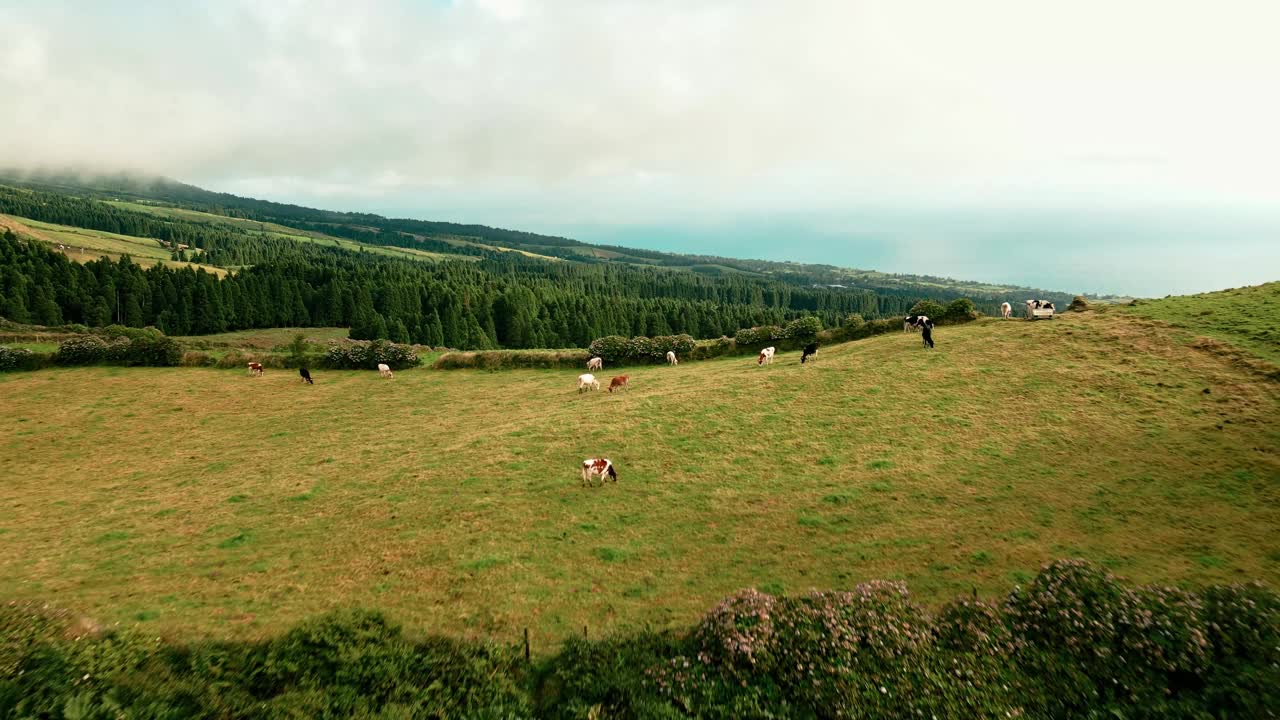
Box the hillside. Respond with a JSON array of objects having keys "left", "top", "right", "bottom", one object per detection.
[
  {"left": 1125, "top": 282, "right": 1280, "bottom": 366},
  {"left": 0, "top": 169, "right": 1083, "bottom": 308},
  {"left": 1, "top": 302, "right": 1275, "bottom": 641}
]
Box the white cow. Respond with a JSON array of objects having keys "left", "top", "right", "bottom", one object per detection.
[
  {"left": 378, "top": 363, "right": 394, "bottom": 379},
  {"left": 757, "top": 347, "right": 776, "bottom": 366},
  {"left": 578, "top": 373, "right": 601, "bottom": 392},
  {"left": 587, "top": 356, "right": 603, "bottom": 371},
  {"left": 1000, "top": 302, "right": 1012, "bottom": 319},
  {"left": 666, "top": 351, "right": 678, "bottom": 365}
]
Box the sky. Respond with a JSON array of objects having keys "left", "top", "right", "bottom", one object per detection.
[{"left": 1, "top": 0, "right": 1278, "bottom": 296}]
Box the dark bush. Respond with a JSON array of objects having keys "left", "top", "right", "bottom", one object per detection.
[
  {"left": 908, "top": 299, "right": 947, "bottom": 320},
  {"left": 126, "top": 334, "right": 183, "bottom": 366},
  {"left": 942, "top": 298, "right": 978, "bottom": 323},
  {"left": 1200, "top": 582, "right": 1280, "bottom": 716}
]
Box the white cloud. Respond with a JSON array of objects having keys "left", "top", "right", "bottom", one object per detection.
[{"left": 1, "top": 0, "right": 1278, "bottom": 216}]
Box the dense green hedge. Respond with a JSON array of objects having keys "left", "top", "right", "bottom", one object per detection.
[{"left": 3, "top": 560, "right": 1275, "bottom": 719}]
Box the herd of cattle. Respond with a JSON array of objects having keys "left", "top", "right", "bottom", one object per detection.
[{"left": 242, "top": 299, "right": 1052, "bottom": 486}]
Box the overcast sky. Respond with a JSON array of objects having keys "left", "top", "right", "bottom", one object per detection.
[{"left": 2, "top": 0, "right": 1278, "bottom": 294}]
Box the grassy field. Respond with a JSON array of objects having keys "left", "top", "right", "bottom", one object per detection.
[
  {"left": 1, "top": 307, "right": 1276, "bottom": 648},
  {"left": 1125, "top": 281, "right": 1280, "bottom": 365},
  {"left": 0, "top": 213, "right": 227, "bottom": 276}
]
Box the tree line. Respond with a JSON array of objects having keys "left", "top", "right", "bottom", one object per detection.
[
  {"left": 0, "top": 229, "right": 943, "bottom": 348},
  {"left": 0, "top": 183, "right": 1025, "bottom": 348}
]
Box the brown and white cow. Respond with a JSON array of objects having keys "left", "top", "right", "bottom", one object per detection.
[
  {"left": 758, "top": 347, "right": 776, "bottom": 365},
  {"left": 608, "top": 375, "right": 629, "bottom": 393},
  {"left": 581, "top": 458, "right": 618, "bottom": 486},
  {"left": 378, "top": 363, "right": 394, "bottom": 379},
  {"left": 247, "top": 362, "right": 264, "bottom": 377},
  {"left": 587, "top": 356, "right": 603, "bottom": 371}
]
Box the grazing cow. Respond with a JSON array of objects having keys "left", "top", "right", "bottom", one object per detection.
[
  {"left": 608, "top": 375, "right": 629, "bottom": 393},
  {"left": 666, "top": 351, "right": 678, "bottom": 365},
  {"left": 904, "top": 315, "right": 929, "bottom": 332},
  {"left": 1025, "top": 299, "right": 1055, "bottom": 318},
  {"left": 1000, "top": 302, "right": 1012, "bottom": 319},
  {"left": 921, "top": 324, "right": 935, "bottom": 349},
  {"left": 581, "top": 458, "right": 618, "bottom": 486},
  {"left": 378, "top": 363, "right": 393, "bottom": 379},
  {"left": 247, "top": 362, "right": 264, "bottom": 377},
  {"left": 587, "top": 356, "right": 603, "bottom": 371},
  {"left": 800, "top": 342, "right": 819, "bottom": 364},
  {"left": 577, "top": 373, "right": 600, "bottom": 392},
  {"left": 758, "top": 347, "right": 776, "bottom": 365},
  {"left": 299, "top": 367, "right": 314, "bottom": 384}
]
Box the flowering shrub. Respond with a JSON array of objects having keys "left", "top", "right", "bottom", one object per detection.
[
  {"left": 693, "top": 589, "right": 780, "bottom": 673},
  {"left": 53, "top": 335, "right": 110, "bottom": 365},
  {"left": 323, "top": 340, "right": 421, "bottom": 370},
  {"left": 51, "top": 332, "right": 181, "bottom": 367},
  {"left": 586, "top": 334, "right": 696, "bottom": 365},
  {"left": 732, "top": 325, "right": 784, "bottom": 349},
  {"left": 0, "top": 347, "right": 45, "bottom": 371},
  {"left": 2, "top": 561, "right": 1276, "bottom": 718}
]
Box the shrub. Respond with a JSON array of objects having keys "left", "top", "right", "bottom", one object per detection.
[
  {"left": 53, "top": 335, "right": 110, "bottom": 365},
  {"left": 688, "top": 336, "right": 736, "bottom": 361},
  {"left": 1200, "top": 582, "right": 1280, "bottom": 716},
  {"left": 842, "top": 313, "right": 865, "bottom": 334},
  {"left": 0, "top": 347, "right": 49, "bottom": 372},
  {"left": 782, "top": 316, "right": 821, "bottom": 340},
  {"left": 323, "top": 340, "right": 422, "bottom": 370},
  {"left": 51, "top": 331, "right": 182, "bottom": 367},
  {"left": 586, "top": 334, "right": 696, "bottom": 365},
  {"left": 733, "top": 325, "right": 784, "bottom": 349},
  {"left": 942, "top": 298, "right": 978, "bottom": 323},
  {"left": 125, "top": 334, "right": 183, "bottom": 366},
  {"left": 908, "top": 299, "right": 947, "bottom": 320},
  {"left": 1069, "top": 295, "right": 1091, "bottom": 311}
]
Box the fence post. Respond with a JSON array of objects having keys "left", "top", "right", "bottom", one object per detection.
[{"left": 523, "top": 628, "right": 530, "bottom": 663}]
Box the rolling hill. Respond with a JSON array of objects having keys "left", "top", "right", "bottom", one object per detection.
[
  {"left": 1, "top": 290, "right": 1275, "bottom": 641},
  {"left": 0, "top": 168, "right": 1086, "bottom": 307}
]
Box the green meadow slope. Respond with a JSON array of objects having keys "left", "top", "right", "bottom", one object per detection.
[
  {"left": 0, "top": 305, "right": 1276, "bottom": 643},
  {"left": 1125, "top": 281, "right": 1280, "bottom": 366}
]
